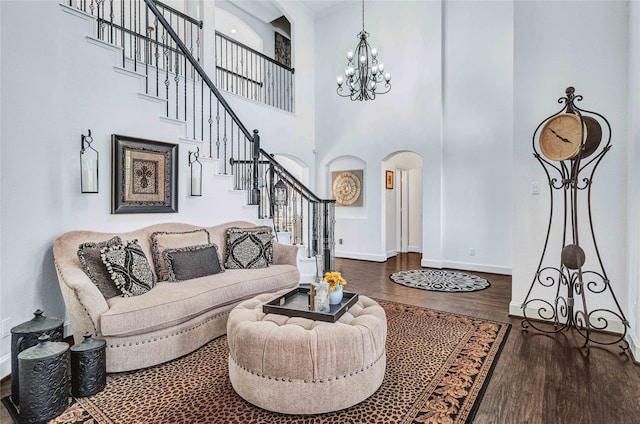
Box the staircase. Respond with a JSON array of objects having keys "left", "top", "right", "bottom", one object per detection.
[{"left": 62, "top": 0, "right": 335, "bottom": 281}]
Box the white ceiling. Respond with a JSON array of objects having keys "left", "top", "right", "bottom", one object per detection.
[
  {"left": 230, "top": 0, "right": 345, "bottom": 23},
  {"left": 299, "top": 1, "right": 345, "bottom": 18}
]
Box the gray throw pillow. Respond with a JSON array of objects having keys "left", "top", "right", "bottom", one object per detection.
[
  {"left": 77, "top": 236, "right": 123, "bottom": 299},
  {"left": 163, "top": 243, "right": 224, "bottom": 282},
  {"left": 101, "top": 239, "right": 156, "bottom": 297},
  {"left": 150, "top": 229, "right": 211, "bottom": 281},
  {"left": 225, "top": 226, "right": 274, "bottom": 269}
]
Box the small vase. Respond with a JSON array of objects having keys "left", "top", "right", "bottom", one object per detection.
[{"left": 329, "top": 288, "right": 343, "bottom": 305}]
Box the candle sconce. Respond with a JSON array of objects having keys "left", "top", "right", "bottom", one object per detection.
[
  {"left": 80, "top": 129, "right": 98, "bottom": 193},
  {"left": 188, "top": 147, "right": 202, "bottom": 196}
]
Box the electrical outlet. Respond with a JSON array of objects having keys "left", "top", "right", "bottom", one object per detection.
[
  {"left": 339, "top": 238, "right": 343, "bottom": 245},
  {"left": 1, "top": 318, "right": 10, "bottom": 339},
  {"left": 469, "top": 248, "right": 476, "bottom": 256},
  {"left": 531, "top": 182, "right": 540, "bottom": 195}
]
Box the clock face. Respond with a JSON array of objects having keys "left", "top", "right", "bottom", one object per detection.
[
  {"left": 539, "top": 113, "right": 586, "bottom": 161},
  {"left": 332, "top": 171, "right": 362, "bottom": 206}
]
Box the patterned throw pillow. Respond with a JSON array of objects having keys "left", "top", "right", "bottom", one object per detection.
[
  {"left": 101, "top": 240, "right": 156, "bottom": 297},
  {"left": 150, "top": 229, "right": 211, "bottom": 281},
  {"left": 163, "top": 243, "right": 225, "bottom": 282},
  {"left": 225, "top": 226, "right": 274, "bottom": 269},
  {"left": 77, "top": 236, "right": 123, "bottom": 299}
]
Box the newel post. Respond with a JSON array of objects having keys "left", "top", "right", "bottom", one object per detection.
[{"left": 251, "top": 129, "right": 260, "bottom": 205}]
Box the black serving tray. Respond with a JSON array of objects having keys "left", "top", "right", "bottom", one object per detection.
[{"left": 263, "top": 287, "right": 359, "bottom": 323}]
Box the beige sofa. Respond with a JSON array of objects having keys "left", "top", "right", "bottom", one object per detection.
[{"left": 53, "top": 221, "right": 300, "bottom": 373}]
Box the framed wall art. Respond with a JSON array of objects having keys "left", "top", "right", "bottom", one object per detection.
[
  {"left": 111, "top": 134, "right": 178, "bottom": 214},
  {"left": 331, "top": 169, "right": 363, "bottom": 207},
  {"left": 274, "top": 32, "right": 291, "bottom": 68},
  {"left": 386, "top": 170, "right": 394, "bottom": 189}
]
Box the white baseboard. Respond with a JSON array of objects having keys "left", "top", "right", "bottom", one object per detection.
[
  {"left": 509, "top": 301, "right": 628, "bottom": 335},
  {"left": 421, "top": 258, "right": 512, "bottom": 275},
  {"left": 335, "top": 250, "right": 387, "bottom": 262},
  {"left": 386, "top": 250, "right": 397, "bottom": 259},
  {"left": 627, "top": 332, "right": 640, "bottom": 363},
  {"left": 1, "top": 353, "right": 10, "bottom": 380},
  {"left": 408, "top": 245, "right": 421, "bottom": 253}
]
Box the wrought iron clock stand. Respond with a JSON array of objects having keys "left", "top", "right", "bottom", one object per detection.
[{"left": 521, "top": 86, "right": 629, "bottom": 355}]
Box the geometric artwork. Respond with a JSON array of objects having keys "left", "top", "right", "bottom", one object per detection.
[{"left": 331, "top": 169, "right": 363, "bottom": 207}]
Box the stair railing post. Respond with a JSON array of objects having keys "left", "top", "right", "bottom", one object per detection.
[{"left": 251, "top": 129, "right": 260, "bottom": 205}]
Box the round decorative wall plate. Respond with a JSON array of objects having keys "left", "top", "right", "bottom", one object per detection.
[{"left": 332, "top": 171, "right": 362, "bottom": 206}]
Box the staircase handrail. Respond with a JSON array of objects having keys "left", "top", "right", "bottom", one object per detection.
[
  {"left": 155, "top": 0, "right": 202, "bottom": 28},
  {"left": 144, "top": 0, "right": 252, "bottom": 141},
  {"left": 258, "top": 149, "right": 333, "bottom": 204},
  {"left": 216, "top": 31, "right": 295, "bottom": 74}
]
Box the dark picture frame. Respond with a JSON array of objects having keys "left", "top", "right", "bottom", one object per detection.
[
  {"left": 111, "top": 134, "right": 178, "bottom": 214},
  {"left": 274, "top": 32, "right": 291, "bottom": 67},
  {"left": 386, "top": 170, "right": 394, "bottom": 189}
]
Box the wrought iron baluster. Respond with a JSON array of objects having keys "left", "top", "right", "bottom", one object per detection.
[
  {"left": 154, "top": 14, "right": 159, "bottom": 97},
  {"left": 223, "top": 110, "right": 228, "bottom": 174},
  {"left": 163, "top": 27, "right": 169, "bottom": 116},
  {"left": 208, "top": 89, "right": 212, "bottom": 157},
  {"left": 216, "top": 101, "right": 220, "bottom": 159},
  {"left": 121, "top": 0, "right": 125, "bottom": 67},
  {"left": 144, "top": 5, "right": 148, "bottom": 93}
]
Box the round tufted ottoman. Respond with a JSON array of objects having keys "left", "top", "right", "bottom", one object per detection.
[{"left": 227, "top": 290, "right": 387, "bottom": 415}]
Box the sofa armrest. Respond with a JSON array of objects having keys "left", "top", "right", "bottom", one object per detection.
[{"left": 273, "top": 242, "right": 299, "bottom": 267}]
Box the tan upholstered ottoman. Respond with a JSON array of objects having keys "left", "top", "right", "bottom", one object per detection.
[{"left": 227, "top": 290, "right": 387, "bottom": 415}]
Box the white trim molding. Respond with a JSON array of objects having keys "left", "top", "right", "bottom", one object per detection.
[
  {"left": 1, "top": 353, "right": 10, "bottom": 380},
  {"left": 335, "top": 250, "right": 387, "bottom": 262},
  {"left": 421, "top": 258, "right": 512, "bottom": 275}
]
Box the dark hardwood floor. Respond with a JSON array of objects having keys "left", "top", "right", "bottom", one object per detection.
[
  {"left": 2, "top": 253, "right": 638, "bottom": 424},
  {"left": 338, "top": 253, "right": 640, "bottom": 424}
]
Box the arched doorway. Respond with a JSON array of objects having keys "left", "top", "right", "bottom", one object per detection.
[{"left": 382, "top": 151, "right": 423, "bottom": 258}]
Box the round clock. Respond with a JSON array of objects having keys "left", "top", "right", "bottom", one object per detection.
[
  {"left": 539, "top": 113, "right": 585, "bottom": 161},
  {"left": 332, "top": 171, "right": 362, "bottom": 206},
  {"left": 539, "top": 113, "right": 602, "bottom": 161}
]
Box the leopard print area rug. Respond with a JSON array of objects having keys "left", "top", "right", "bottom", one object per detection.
[{"left": 44, "top": 301, "right": 510, "bottom": 424}]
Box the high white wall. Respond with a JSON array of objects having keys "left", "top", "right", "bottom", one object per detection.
[
  {"left": 627, "top": 1, "right": 640, "bottom": 359},
  {"left": 441, "top": 0, "right": 513, "bottom": 274},
  {"left": 0, "top": 0, "right": 317, "bottom": 378},
  {"left": 511, "top": 1, "right": 631, "bottom": 339},
  {"left": 315, "top": 0, "right": 443, "bottom": 263},
  {"left": 315, "top": 0, "right": 513, "bottom": 273}
]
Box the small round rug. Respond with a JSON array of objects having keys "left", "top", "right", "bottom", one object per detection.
[{"left": 389, "top": 269, "right": 490, "bottom": 292}]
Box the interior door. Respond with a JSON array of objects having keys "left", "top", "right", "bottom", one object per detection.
[{"left": 396, "top": 168, "right": 409, "bottom": 253}]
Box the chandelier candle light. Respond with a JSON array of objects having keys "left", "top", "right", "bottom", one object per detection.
[{"left": 336, "top": 0, "right": 391, "bottom": 101}]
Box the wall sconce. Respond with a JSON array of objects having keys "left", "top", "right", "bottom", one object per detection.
[
  {"left": 188, "top": 147, "right": 202, "bottom": 196},
  {"left": 80, "top": 129, "right": 98, "bottom": 193},
  {"left": 273, "top": 178, "right": 288, "bottom": 206}
]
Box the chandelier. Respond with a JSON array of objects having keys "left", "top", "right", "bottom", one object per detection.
[{"left": 336, "top": 0, "right": 391, "bottom": 101}]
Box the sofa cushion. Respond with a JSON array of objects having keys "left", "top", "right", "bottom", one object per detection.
[
  {"left": 77, "top": 236, "right": 123, "bottom": 299},
  {"left": 163, "top": 243, "right": 224, "bottom": 282},
  {"left": 151, "top": 229, "right": 211, "bottom": 281},
  {"left": 101, "top": 240, "right": 156, "bottom": 297},
  {"left": 100, "top": 265, "right": 299, "bottom": 337},
  {"left": 225, "top": 226, "right": 274, "bottom": 269}
]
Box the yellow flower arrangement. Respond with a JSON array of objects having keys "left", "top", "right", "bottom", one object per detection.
[{"left": 323, "top": 271, "right": 347, "bottom": 292}]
